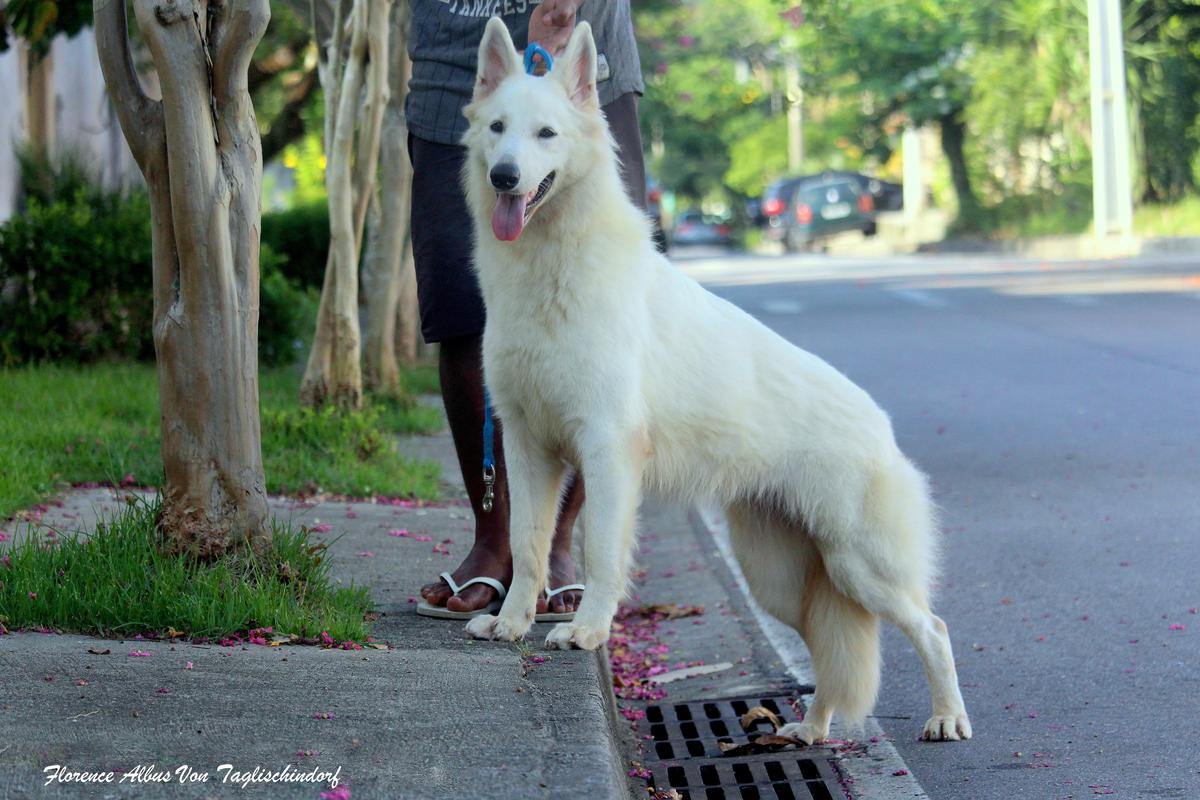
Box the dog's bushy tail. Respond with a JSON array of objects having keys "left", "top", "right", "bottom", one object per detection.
[{"left": 800, "top": 559, "right": 881, "bottom": 728}]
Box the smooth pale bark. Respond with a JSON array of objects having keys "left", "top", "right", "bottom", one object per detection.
[
  {"left": 23, "top": 45, "right": 56, "bottom": 158},
  {"left": 363, "top": 0, "right": 417, "bottom": 390},
  {"left": 94, "top": 0, "right": 271, "bottom": 556},
  {"left": 300, "top": 0, "right": 393, "bottom": 409}
]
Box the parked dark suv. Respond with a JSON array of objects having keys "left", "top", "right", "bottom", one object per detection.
[
  {"left": 759, "top": 172, "right": 893, "bottom": 251},
  {"left": 773, "top": 178, "right": 877, "bottom": 252}
]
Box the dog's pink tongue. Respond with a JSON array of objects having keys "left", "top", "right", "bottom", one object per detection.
[{"left": 492, "top": 193, "right": 527, "bottom": 241}]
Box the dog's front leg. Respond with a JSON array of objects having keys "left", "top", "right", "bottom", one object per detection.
[
  {"left": 465, "top": 421, "right": 565, "bottom": 642},
  {"left": 545, "top": 438, "right": 642, "bottom": 651}
]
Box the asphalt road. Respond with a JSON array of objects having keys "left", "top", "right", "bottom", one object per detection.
[{"left": 674, "top": 246, "right": 1200, "bottom": 800}]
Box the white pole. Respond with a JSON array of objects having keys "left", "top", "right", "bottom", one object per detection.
[
  {"left": 1087, "top": 0, "right": 1134, "bottom": 239},
  {"left": 785, "top": 58, "right": 803, "bottom": 172}
]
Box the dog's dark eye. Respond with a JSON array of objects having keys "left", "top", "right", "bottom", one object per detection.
[
  {"left": 490, "top": 120, "right": 504, "bottom": 133},
  {"left": 538, "top": 127, "right": 557, "bottom": 139}
]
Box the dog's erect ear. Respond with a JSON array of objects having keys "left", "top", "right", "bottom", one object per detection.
[
  {"left": 555, "top": 21, "right": 598, "bottom": 108},
  {"left": 475, "top": 17, "right": 521, "bottom": 100}
]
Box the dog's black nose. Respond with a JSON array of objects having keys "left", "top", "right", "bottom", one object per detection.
[{"left": 490, "top": 163, "right": 520, "bottom": 191}]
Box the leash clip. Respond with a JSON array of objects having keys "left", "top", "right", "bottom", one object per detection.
[
  {"left": 482, "top": 464, "right": 496, "bottom": 513},
  {"left": 524, "top": 42, "right": 554, "bottom": 76}
]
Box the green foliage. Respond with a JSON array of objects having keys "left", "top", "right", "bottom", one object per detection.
[
  {"left": 638, "top": 0, "right": 1200, "bottom": 235},
  {"left": 0, "top": 186, "right": 156, "bottom": 364},
  {"left": 0, "top": 498, "right": 372, "bottom": 642},
  {"left": 0, "top": 0, "right": 91, "bottom": 56},
  {"left": 261, "top": 200, "right": 331, "bottom": 289},
  {"left": 0, "top": 364, "right": 444, "bottom": 520},
  {"left": 0, "top": 152, "right": 311, "bottom": 366},
  {"left": 259, "top": 244, "right": 318, "bottom": 366},
  {"left": 1132, "top": 194, "right": 1200, "bottom": 236},
  {"left": 1125, "top": 0, "right": 1200, "bottom": 201}
]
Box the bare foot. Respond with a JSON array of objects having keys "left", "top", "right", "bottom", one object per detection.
[
  {"left": 536, "top": 546, "right": 582, "bottom": 615},
  {"left": 420, "top": 537, "right": 512, "bottom": 613}
]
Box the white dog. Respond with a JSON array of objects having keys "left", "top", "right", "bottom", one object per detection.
[{"left": 460, "top": 18, "right": 971, "bottom": 743}]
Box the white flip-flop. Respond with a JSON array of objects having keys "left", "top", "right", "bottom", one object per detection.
[
  {"left": 534, "top": 583, "right": 586, "bottom": 623},
  {"left": 415, "top": 572, "right": 507, "bottom": 619}
]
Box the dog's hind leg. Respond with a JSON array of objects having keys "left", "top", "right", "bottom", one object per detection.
[
  {"left": 466, "top": 421, "right": 566, "bottom": 642},
  {"left": 726, "top": 504, "right": 880, "bottom": 745},
  {"left": 815, "top": 458, "right": 972, "bottom": 742}
]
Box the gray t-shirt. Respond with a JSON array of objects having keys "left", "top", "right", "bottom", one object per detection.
[{"left": 407, "top": 0, "right": 644, "bottom": 145}]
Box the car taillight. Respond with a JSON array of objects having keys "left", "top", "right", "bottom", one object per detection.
[
  {"left": 716, "top": 224, "right": 731, "bottom": 235},
  {"left": 763, "top": 198, "right": 785, "bottom": 216},
  {"left": 795, "top": 203, "right": 813, "bottom": 224},
  {"left": 858, "top": 193, "right": 874, "bottom": 213}
]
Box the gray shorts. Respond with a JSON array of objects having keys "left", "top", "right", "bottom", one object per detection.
[{"left": 408, "top": 93, "right": 645, "bottom": 344}]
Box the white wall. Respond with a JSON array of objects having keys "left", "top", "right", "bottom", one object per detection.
[
  {"left": 0, "top": 29, "right": 140, "bottom": 222},
  {"left": 0, "top": 46, "right": 22, "bottom": 220}
]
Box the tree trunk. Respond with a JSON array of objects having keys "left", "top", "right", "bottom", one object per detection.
[
  {"left": 938, "top": 111, "right": 981, "bottom": 224},
  {"left": 362, "top": 0, "right": 415, "bottom": 391},
  {"left": 300, "top": 0, "right": 392, "bottom": 409},
  {"left": 95, "top": 0, "right": 271, "bottom": 557},
  {"left": 23, "top": 45, "right": 56, "bottom": 159}
]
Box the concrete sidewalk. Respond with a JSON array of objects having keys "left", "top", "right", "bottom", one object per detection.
[{"left": 0, "top": 434, "right": 627, "bottom": 798}]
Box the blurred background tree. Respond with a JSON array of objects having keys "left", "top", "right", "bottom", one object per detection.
[{"left": 634, "top": 0, "right": 1200, "bottom": 238}]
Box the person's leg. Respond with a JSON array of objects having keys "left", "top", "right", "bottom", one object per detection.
[{"left": 604, "top": 92, "right": 648, "bottom": 211}]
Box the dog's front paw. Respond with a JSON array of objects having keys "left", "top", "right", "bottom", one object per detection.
[
  {"left": 922, "top": 711, "right": 972, "bottom": 741},
  {"left": 776, "top": 721, "right": 825, "bottom": 745},
  {"left": 544, "top": 621, "right": 610, "bottom": 651},
  {"left": 465, "top": 614, "right": 529, "bottom": 642}
]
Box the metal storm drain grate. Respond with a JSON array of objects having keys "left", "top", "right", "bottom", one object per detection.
[
  {"left": 639, "top": 693, "right": 847, "bottom": 800},
  {"left": 650, "top": 756, "right": 842, "bottom": 800}
]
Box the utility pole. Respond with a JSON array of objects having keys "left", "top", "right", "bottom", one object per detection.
[
  {"left": 785, "top": 58, "right": 804, "bottom": 172},
  {"left": 1087, "top": 0, "right": 1134, "bottom": 239}
]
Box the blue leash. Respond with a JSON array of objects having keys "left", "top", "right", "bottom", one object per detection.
[{"left": 481, "top": 42, "right": 554, "bottom": 514}]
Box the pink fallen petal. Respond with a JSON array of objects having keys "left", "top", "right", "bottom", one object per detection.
[
  {"left": 892, "top": 769, "right": 909, "bottom": 776},
  {"left": 320, "top": 787, "right": 351, "bottom": 800},
  {"left": 311, "top": 524, "right": 333, "bottom": 533},
  {"left": 185, "top": 662, "right": 194, "bottom": 670},
  {"left": 313, "top": 711, "right": 335, "bottom": 720},
  {"left": 129, "top": 650, "right": 152, "bottom": 657},
  {"left": 356, "top": 552, "right": 375, "bottom": 558},
  {"left": 388, "top": 529, "right": 409, "bottom": 538},
  {"left": 1169, "top": 623, "right": 1185, "bottom": 631},
  {"left": 156, "top": 687, "right": 171, "bottom": 694}
]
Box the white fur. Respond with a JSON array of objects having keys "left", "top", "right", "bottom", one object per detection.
[{"left": 460, "top": 18, "right": 972, "bottom": 742}]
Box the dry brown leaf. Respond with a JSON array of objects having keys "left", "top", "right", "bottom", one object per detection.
[
  {"left": 739, "top": 705, "right": 784, "bottom": 733},
  {"left": 87, "top": 648, "right": 111, "bottom": 656},
  {"left": 166, "top": 627, "right": 185, "bottom": 639},
  {"left": 363, "top": 611, "right": 382, "bottom": 622},
  {"left": 718, "top": 735, "right": 803, "bottom": 757},
  {"left": 366, "top": 643, "right": 389, "bottom": 650},
  {"left": 637, "top": 603, "right": 704, "bottom": 620}
]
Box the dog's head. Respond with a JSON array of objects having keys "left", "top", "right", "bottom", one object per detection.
[{"left": 463, "top": 17, "right": 603, "bottom": 242}]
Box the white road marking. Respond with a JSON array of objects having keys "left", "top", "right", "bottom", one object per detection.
[
  {"left": 697, "top": 505, "right": 931, "bottom": 800},
  {"left": 888, "top": 288, "right": 950, "bottom": 308},
  {"left": 760, "top": 299, "right": 806, "bottom": 315}
]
